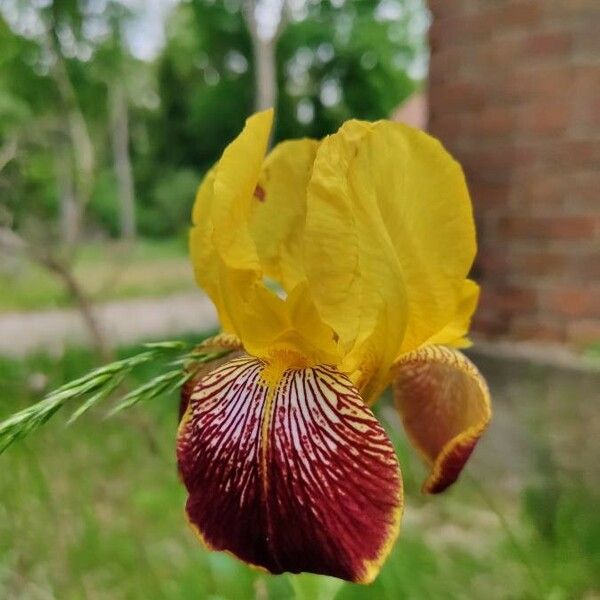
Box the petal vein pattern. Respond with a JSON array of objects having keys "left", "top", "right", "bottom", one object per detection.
[{"left": 177, "top": 356, "right": 403, "bottom": 583}]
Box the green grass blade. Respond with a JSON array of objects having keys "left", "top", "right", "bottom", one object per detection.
[{"left": 0, "top": 340, "right": 217, "bottom": 455}]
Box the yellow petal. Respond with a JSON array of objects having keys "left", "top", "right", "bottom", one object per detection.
[
  {"left": 189, "top": 111, "right": 337, "bottom": 365},
  {"left": 393, "top": 345, "right": 491, "bottom": 494},
  {"left": 250, "top": 138, "right": 320, "bottom": 291},
  {"left": 304, "top": 119, "right": 477, "bottom": 398},
  {"left": 424, "top": 279, "right": 480, "bottom": 349},
  {"left": 304, "top": 120, "right": 408, "bottom": 398},
  {"left": 189, "top": 110, "right": 271, "bottom": 331},
  {"left": 209, "top": 109, "right": 273, "bottom": 272}
]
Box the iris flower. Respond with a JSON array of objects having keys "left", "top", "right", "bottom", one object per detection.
[{"left": 177, "top": 109, "right": 491, "bottom": 583}]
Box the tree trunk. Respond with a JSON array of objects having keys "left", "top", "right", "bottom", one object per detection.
[
  {"left": 55, "top": 143, "right": 81, "bottom": 248},
  {"left": 252, "top": 36, "right": 278, "bottom": 112},
  {"left": 46, "top": 257, "right": 112, "bottom": 362},
  {"left": 110, "top": 82, "right": 136, "bottom": 241},
  {"left": 46, "top": 25, "right": 95, "bottom": 218},
  {"left": 243, "top": 0, "right": 287, "bottom": 147}
]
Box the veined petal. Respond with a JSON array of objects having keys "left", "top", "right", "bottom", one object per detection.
[
  {"left": 392, "top": 345, "right": 491, "bottom": 494},
  {"left": 179, "top": 334, "right": 243, "bottom": 421},
  {"left": 177, "top": 356, "right": 403, "bottom": 583}
]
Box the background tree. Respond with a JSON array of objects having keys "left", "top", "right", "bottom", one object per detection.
[
  {"left": 141, "top": 0, "right": 427, "bottom": 230},
  {"left": 1, "top": 0, "right": 428, "bottom": 284},
  {"left": 0, "top": 2, "right": 118, "bottom": 357},
  {"left": 93, "top": 4, "right": 139, "bottom": 241},
  {"left": 243, "top": 0, "right": 289, "bottom": 114}
]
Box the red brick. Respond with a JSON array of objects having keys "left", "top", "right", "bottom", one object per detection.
[
  {"left": 470, "top": 182, "right": 510, "bottom": 207},
  {"left": 475, "top": 215, "right": 502, "bottom": 246},
  {"left": 571, "top": 66, "right": 600, "bottom": 129},
  {"left": 547, "top": 287, "right": 600, "bottom": 318},
  {"left": 545, "top": 140, "right": 600, "bottom": 169},
  {"left": 499, "top": 216, "right": 597, "bottom": 240},
  {"left": 428, "top": 0, "right": 474, "bottom": 19},
  {"left": 512, "top": 145, "right": 539, "bottom": 169},
  {"left": 477, "top": 250, "right": 511, "bottom": 277},
  {"left": 478, "top": 107, "right": 515, "bottom": 136},
  {"left": 431, "top": 80, "right": 487, "bottom": 111},
  {"left": 592, "top": 96, "right": 600, "bottom": 123},
  {"left": 576, "top": 22, "right": 600, "bottom": 56},
  {"left": 571, "top": 252, "right": 600, "bottom": 280},
  {"left": 524, "top": 31, "right": 573, "bottom": 57},
  {"left": 519, "top": 100, "right": 571, "bottom": 135},
  {"left": 472, "top": 311, "right": 512, "bottom": 337},
  {"left": 429, "top": 12, "right": 497, "bottom": 48},
  {"left": 513, "top": 251, "right": 566, "bottom": 276},
  {"left": 428, "top": 113, "right": 475, "bottom": 138},
  {"left": 460, "top": 147, "right": 520, "bottom": 179},
  {"left": 566, "top": 319, "right": 600, "bottom": 347},
  {"left": 504, "top": 66, "right": 573, "bottom": 101},
  {"left": 428, "top": 0, "right": 599, "bottom": 348},
  {"left": 511, "top": 174, "right": 567, "bottom": 211},
  {"left": 482, "top": 35, "right": 525, "bottom": 69},
  {"left": 568, "top": 178, "right": 600, "bottom": 211},
  {"left": 544, "top": 0, "right": 600, "bottom": 15},
  {"left": 510, "top": 317, "right": 566, "bottom": 343},
  {"left": 500, "top": 1, "right": 544, "bottom": 28},
  {"left": 480, "top": 286, "right": 538, "bottom": 314},
  {"left": 428, "top": 48, "right": 464, "bottom": 84}
]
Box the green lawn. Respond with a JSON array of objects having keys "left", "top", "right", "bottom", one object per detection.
[
  {"left": 0, "top": 239, "right": 197, "bottom": 313},
  {"left": 0, "top": 342, "right": 598, "bottom": 599}
]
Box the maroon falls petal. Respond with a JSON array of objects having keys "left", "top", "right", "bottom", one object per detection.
[{"left": 176, "top": 356, "right": 403, "bottom": 583}]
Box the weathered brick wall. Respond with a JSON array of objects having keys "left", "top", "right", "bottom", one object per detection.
[{"left": 428, "top": 0, "right": 600, "bottom": 347}]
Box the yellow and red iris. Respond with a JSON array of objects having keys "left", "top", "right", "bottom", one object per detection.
[{"left": 177, "top": 109, "right": 492, "bottom": 583}]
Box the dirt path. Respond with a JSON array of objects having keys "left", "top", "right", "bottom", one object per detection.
[{"left": 0, "top": 292, "right": 218, "bottom": 357}]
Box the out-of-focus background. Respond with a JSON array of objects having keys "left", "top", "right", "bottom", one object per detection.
[{"left": 0, "top": 1, "right": 598, "bottom": 598}]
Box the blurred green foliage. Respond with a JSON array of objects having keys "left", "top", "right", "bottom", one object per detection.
[{"left": 0, "top": 0, "right": 426, "bottom": 241}]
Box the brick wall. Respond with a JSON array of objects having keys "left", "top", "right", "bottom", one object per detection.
[{"left": 427, "top": 0, "right": 600, "bottom": 347}]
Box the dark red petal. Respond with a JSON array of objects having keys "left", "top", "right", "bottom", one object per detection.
[{"left": 177, "top": 356, "right": 402, "bottom": 583}]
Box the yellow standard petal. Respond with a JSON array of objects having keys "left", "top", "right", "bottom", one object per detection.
[
  {"left": 304, "top": 119, "right": 478, "bottom": 401},
  {"left": 250, "top": 138, "right": 320, "bottom": 291},
  {"left": 424, "top": 279, "right": 480, "bottom": 349},
  {"left": 189, "top": 110, "right": 338, "bottom": 366},
  {"left": 392, "top": 345, "right": 491, "bottom": 494},
  {"left": 189, "top": 110, "right": 272, "bottom": 332},
  {"left": 304, "top": 120, "right": 408, "bottom": 400}
]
